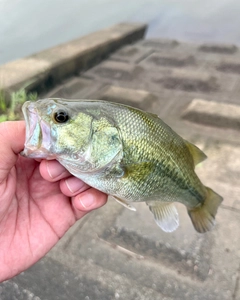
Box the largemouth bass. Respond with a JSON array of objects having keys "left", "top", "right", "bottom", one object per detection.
[{"left": 21, "top": 99, "right": 223, "bottom": 233}]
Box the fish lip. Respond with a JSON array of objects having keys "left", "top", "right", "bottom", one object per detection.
[
  {"left": 21, "top": 101, "right": 56, "bottom": 159},
  {"left": 22, "top": 101, "right": 30, "bottom": 138},
  {"left": 21, "top": 101, "right": 36, "bottom": 156}
]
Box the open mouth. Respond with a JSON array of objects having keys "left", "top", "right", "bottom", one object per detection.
[{"left": 21, "top": 101, "right": 56, "bottom": 159}]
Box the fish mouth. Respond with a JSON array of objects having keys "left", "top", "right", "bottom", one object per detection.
[{"left": 21, "top": 101, "right": 56, "bottom": 159}]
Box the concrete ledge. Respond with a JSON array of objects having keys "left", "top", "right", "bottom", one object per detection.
[
  {"left": 0, "top": 22, "right": 147, "bottom": 100},
  {"left": 182, "top": 98, "right": 240, "bottom": 130},
  {"left": 90, "top": 85, "right": 157, "bottom": 110},
  {"left": 198, "top": 43, "right": 238, "bottom": 54}
]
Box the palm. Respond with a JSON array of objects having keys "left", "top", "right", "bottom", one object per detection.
[
  {"left": 0, "top": 121, "right": 107, "bottom": 282},
  {"left": 0, "top": 155, "right": 75, "bottom": 280}
]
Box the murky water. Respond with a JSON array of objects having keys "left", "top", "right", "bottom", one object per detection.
[{"left": 1, "top": 0, "right": 240, "bottom": 65}]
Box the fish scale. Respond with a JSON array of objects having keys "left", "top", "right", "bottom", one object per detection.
[{"left": 110, "top": 107, "right": 203, "bottom": 202}]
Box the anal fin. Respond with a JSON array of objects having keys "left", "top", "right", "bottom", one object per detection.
[
  {"left": 113, "top": 196, "right": 136, "bottom": 211},
  {"left": 147, "top": 201, "right": 179, "bottom": 232}
]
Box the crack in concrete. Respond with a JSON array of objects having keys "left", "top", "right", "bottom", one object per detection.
[{"left": 220, "top": 205, "right": 240, "bottom": 214}]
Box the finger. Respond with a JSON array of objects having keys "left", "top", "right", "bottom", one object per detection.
[
  {"left": 39, "top": 160, "right": 71, "bottom": 182},
  {"left": 0, "top": 121, "right": 25, "bottom": 183},
  {"left": 60, "top": 177, "right": 90, "bottom": 197},
  {"left": 34, "top": 158, "right": 42, "bottom": 162},
  {"left": 72, "top": 188, "right": 108, "bottom": 219}
]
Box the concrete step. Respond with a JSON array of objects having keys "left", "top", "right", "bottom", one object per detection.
[{"left": 182, "top": 98, "right": 240, "bottom": 130}]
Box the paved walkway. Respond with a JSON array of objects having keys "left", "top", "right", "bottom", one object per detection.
[{"left": 1, "top": 24, "right": 240, "bottom": 299}]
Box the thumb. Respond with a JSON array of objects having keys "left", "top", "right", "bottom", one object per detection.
[{"left": 0, "top": 121, "right": 25, "bottom": 183}]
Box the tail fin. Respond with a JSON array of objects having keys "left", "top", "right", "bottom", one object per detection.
[{"left": 188, "top": 187, "right": 223, "bottom": 233}]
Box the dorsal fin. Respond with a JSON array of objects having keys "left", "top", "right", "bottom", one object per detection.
[{"left": 185, "top": 140, "right": 207, "bottom": 166}]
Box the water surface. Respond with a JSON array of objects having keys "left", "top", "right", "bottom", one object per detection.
[{"left": 1, "top": 0, "right": 240, "bottom": 65}]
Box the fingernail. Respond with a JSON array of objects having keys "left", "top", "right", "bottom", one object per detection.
[
  {"left": 46, "top": 161, "right": 64, "bottom": 178},
  {"left": 65, "top": 178, "right": 84, "bottom": 193},
  {"left": 79, "top": 195, "right": 95, "bottom": 208}
]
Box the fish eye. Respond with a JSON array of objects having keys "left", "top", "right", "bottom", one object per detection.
[{"left": 54, "top": 110, "right": 69, "bottom": 123}]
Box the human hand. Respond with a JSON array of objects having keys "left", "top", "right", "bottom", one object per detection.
[{"left": 0, "top": 121, "right": 107, "bottom": 282}]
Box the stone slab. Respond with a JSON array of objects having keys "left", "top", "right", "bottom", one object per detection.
[
  {"left": 216, "top": 59, "right": 240, "bottom": 74},
  {"left": 155, "top": 69, "right": 220, "bottom": 93},
  {"left": 89, "top": 85, "right": 157, "bottom": 110},
  {"left": 198, "top": 43, "right": 238, "bottom": 54},
  {"left": 132, "top": 63, "right": 238, "bottom": 101},
  {"left": 182, "top": 98, "right": 240, "bottom": 130},
  {"left": 142, "top": 53, "right": 196, "bottom": 68},
  {"left": 139, "top": 39, "right": 180, "bottom": 50},
  {"left": 44, "top": 77, "right": 103, "bottom": 99},
  {"left": 110, "top": 45, "right": 153, "bottom": 63},
  {"left": 195, "top": 141, "right": 240, "bottom": 193},
  {"left": 86, "top": 60, "right": 143, "bottom": 81}
]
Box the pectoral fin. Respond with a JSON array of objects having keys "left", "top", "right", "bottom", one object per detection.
[
  {"left": 147, "top": 202, "right": 179, "bottom": 232},
  {"left": 113, "top": 196, "right": 136, "bottom": 211}
]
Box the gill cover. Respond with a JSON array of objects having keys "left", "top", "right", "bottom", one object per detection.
[{"left": 87, "top": 118, "right": 123, "bottom": 171}]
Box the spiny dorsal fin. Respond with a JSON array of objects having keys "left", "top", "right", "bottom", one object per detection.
[
  {"left": 185, "top": 140, "right": 207, "bottom": 166},
  {"left": 188, "top": 187, "right": 223, "bottom": 233},
  {"left": 147, "top": 202, "right": 179, "bottom": 232}
]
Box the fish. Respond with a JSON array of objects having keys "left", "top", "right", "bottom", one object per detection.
[{"left": 21, "top": 98, "right": 223, "bottom": 233}]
